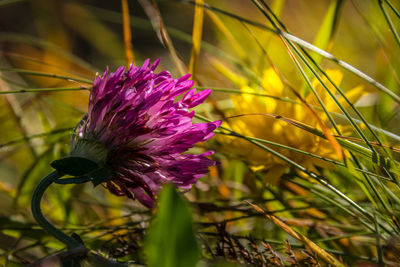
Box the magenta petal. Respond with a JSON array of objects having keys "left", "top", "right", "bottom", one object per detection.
[
  {"left": 181, "top": 89, "right": 213, "bottom": 108},
  {"left": 131, "top": 188, "right": 155, "bottom": 208}
]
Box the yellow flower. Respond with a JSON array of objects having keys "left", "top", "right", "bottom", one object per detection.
[{"left": 217, "top": 68, "right": 364, "bottom": 184}]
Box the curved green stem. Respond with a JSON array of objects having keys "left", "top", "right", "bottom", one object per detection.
[{"left": 31, "top": 170, "right": 82, "bottom": 248}]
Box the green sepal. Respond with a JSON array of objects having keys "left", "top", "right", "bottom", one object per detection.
[
  {"left": 55, "top": 177, "right": 92, "bottom": 184},
  {"left": 51, "top": 157, "right": 111, "bottom": 187},
  {"left": 90, "top": 167, "right": 111, "bottom": 187},
  {"left": 51, "top": 156, "right": 100, "bottom": 176}
]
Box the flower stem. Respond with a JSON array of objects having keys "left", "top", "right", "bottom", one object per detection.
[{"left": 31, "top": 170, "right": 82, "bottom": 248}]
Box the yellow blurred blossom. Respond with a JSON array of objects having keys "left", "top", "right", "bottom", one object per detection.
[{"left": 217, "top": 67, "right": 364, "bottom": 184}]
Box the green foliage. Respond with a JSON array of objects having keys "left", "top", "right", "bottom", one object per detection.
[{"left": 143, "top": 185, "right": 200, "bottom": 267}]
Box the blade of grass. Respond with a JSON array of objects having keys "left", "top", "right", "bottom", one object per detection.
[
  {"left": 202, "top": 14, "right": 400, "bottom": 145},
  {"left": 216, "top": 1, "right": 391, "bottom": 220},
  {"left": 0, "top": 127, "right": 72, "bottom": 149},
  {"left": 219, "top": 113, "right": 400, "bottom": 176},
  {"left": 253, "top": 0, "right": 374, "bottom": 148},
  {"left": 287, "top": 50, "right": 396, "bottom": 219},
  {"left": 198, "top": 86, "right": 298, "bottom": 104},
  {"left": 334, "top": 135, "right": 400, "bottom": 153},
  {"left": 244, "top": 14, "right": 391, "bottom": 160},
  {"left": 181, "top": 0, "right": 400, "bottom": 104},
  {"left": 316, "top": 231, "right": 373, "bottom": 243},
  {"left": 121, "top": 0, "right": 135, "bottom": 65},
  {"left": 253, "top": 0, "right": 399, "bottom": 222},
  {"left": 279, "top": 37, "right": 343, "bottom": 159},
  {"left": 351, "top": 0, "right": 400, "bottom": 87},
  {"left": 238, "top": 21, "right": 343, "bottom": 160},
  {"left": 189, "top": 0, "right": 204, "bottom": 80},
  {"left": 0, "top": 68, "right": 92, "bottom": 84},
  {"left": 342, "top": 160, "right": 381, "bottom": 215},
  {"left": 0, "top": 87, "right": 87, "bottom": 95},
  {"left": 378, "top": 0, "right": 400, "bottom": 48},
  {"left": 197, "top": 114, "right": 389, "bottom": 233},
  {"left": 202, "top": 84, "right": 400, "bottom": 142},
  {"left": 385, "top": 0, "right": 400, "bottom": 19},
  {"left": 287, "top": 32, "right": 400, "bottom": 103},
  {"left": 262, "top": 109, "right": 400, "bottom": 216},
  {"left": 216, "top": 130, "right": 393, "bottom": 182},
  {"left": 205, "top": 10, "right": 247, "bottom": 62},
  {"left": 255, "top": 0, "right": 388, "bottom": 162},
  {"left": 212, "top": 64, "right": 393, "bottom": 150},
  {"left": 183, "top": 0, "right": 399, "bottom": 235},
  {"left": 288, "top": 178, "right": 376, "bottom": 233},
  {"left": 305, "top": 55, "right": 385, "bottom": 149},
  {"left": 90, "top": 4, "right": 269, "bottom": 87},
  {"left": 248, "top": 202, "right": 347, "bottom": 267},
  {"left": 374, "top": 214, "right": 384, "bottom": 265},
  {"left": 216, "top": 129, "right": 341, "bottom": 166},
  {"left": 303, "top": 0, "right": 343, "bottom": 94},
  {"left": 311, "top": 0, "right": 343, "bottom": 63},
  {"left": 138, "top": 0, "right": 186, "bottom": 76},
  {"left": 260, "top": 112, "right": 398, "bottom": 171}
]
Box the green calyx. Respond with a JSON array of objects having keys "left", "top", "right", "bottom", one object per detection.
[
  {"left": 70, "top": 138, "right": 108, "bottom": 165},
  {"left": 51, "top": 139, "right": 111, "bottom": 187}
]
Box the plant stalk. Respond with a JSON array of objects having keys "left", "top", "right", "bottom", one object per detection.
[{"left": 31, "top": 170, "right": 82, "bottom": 248}]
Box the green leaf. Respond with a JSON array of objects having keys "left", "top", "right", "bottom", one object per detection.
[
  {"left": 51, "top": 156, "right": 99, "bottom": 176},
  {"left": 144, "top": 184, "right": 200, "bottom": 267}
]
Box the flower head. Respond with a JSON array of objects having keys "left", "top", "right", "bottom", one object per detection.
[{"left": 69, "top": 59, "right": 221, "bottom": 207}]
